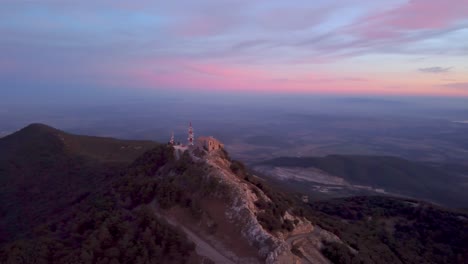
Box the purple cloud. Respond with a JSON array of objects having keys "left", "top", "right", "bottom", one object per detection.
[
  {"left": 441, "top": 82, "right": 468, "bottom": 90},
  {"left": 419, "top": 67, "right": 453, "bottom": 73},
  {"left": 1, "top": 0, "right": 468, "bottom": 96}
]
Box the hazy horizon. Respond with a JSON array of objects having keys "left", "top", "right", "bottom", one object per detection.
[
  {"left": 2, "top": 0, "right": 468, "bottom": 164},
  {"left": 2, "top": 93, "right": 468, "bottom": 166}
]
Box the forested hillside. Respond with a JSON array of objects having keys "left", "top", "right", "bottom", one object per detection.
[
  {"left": 0, "top": 124, "right": 158, "bottom": 244},
  {"left": 1, "top": 125, "right": 467, "bottom": 264}
]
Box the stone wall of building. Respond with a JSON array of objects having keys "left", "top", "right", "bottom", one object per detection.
[{"left": 197, "top": 136, "right": 224, "bottom": 152}]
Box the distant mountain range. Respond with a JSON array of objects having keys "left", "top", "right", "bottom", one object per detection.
[
  {"left": 0, "top": 124, "right": 467, "bottom": 264},
  {"left": 255, "top": 155, "right": 468, "bottom": 208}
]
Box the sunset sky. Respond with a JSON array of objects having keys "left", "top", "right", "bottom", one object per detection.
[{"left": 2, "top": 0, "right": 468, "bottom": 98}]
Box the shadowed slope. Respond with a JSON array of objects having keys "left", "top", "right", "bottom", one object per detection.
[{"left": 0, "top": 124, "right": 159, "bottom": 243}]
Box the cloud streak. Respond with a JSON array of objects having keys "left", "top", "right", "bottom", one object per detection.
[
  {"left": 441, "top": 82, "right": 468, "bottom": 90},
  {"left": 419, "top": 67, "right": 453, "bottom": 73},
  {"left": 1, "top": 0, "right": 468, "bottom": 97}
]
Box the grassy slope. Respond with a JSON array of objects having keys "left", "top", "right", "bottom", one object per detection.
[{"left": 259, "top": 155, "right": 468, "bottom": 207}]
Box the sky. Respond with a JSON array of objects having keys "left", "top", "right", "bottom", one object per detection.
[{"left": 1, "top": 0, "right": 468, "bottom": 100}]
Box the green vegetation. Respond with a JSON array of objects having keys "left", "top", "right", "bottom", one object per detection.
[
  {"left": 117, "top": 149, "right": 227, "bottom": 213},
  {"left": 256, "top": 154, "right": 468, "bottom": 263},
  {"left": 0, "top": 126, "right": 230, "bottom": 263},
  {"left": 0, "top": 144, "right": 197, "bottom": 263},
  {"left": 0, "top": 124, "right": 158, "bottom": 244},
  {"left": 321, "top": 242, "right": 357, "bottom": 264},
  {"left": 1, "top": 124, "right": 467, "bottom": 264},
  {"left": 1, "top": 198, "right": 195, "bottom": 264},
  {"left": 295, "top": 196, "right": 468, "bottom": 264},
  {"left": 0, "top": 125, "right": 199, "bottom": 263},
  {"left": 260, "top": 155, "right": 468, "bottom": 207}
]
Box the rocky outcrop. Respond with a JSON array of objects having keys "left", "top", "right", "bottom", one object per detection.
[
  {"left": 201, "top": 149, "right": 284, "bottom": 261},
  {"left": 181, "top": 138, "right": 344, "bottom": 264}
]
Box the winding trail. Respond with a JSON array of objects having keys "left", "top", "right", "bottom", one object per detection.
[
  {"left": 285, "top": 228, "right": 325, "bottom": 264},
  {"left": 155, "top": 211, "right": 235, "bottom": 264},
  {"left": 286, "top": 231, "right": 314, "bottom": 245}
]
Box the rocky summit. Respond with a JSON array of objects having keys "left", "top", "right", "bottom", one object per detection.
[{"left": 159, "top": 137, "right": 349, "bottom": 263}]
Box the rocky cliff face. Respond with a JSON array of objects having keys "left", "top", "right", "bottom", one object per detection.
[{"left": 162, "top": 139, "right": 345, "bottom": 264}]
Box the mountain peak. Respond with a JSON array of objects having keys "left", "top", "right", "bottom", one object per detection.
[
  {"left": 163, "top": 138, "right": 342, "bottom": 263},
  {"left": 0, "top": 123, "right": 65, "bottom": 151},
  {"left": 21, "top": 123, "right": 60, "bottom": 134}
]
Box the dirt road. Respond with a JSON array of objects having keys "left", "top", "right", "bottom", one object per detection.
[{"left": 155, "top": 212, "right": 235, "bottom": 264}]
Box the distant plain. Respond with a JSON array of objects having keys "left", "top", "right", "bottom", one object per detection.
[{"left": 2, "top": 95, "right": 468, "bottom": 165}]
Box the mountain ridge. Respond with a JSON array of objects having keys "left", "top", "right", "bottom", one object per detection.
[{"left": 0, "top": 124, "right": 467, "bottom": 263}]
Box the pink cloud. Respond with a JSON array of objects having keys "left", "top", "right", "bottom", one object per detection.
[
  {"left": 103, "top": 59, "right": 393, "bottom": 94},
  {"left": 169, "top": 2, "right": 246, "bottom": 38},
  {"left": 441, "top": 82, "right": 468, "bottom": 90},
  {"left": 356, "top": 0, "right": 468, "bottom": 39},
  {"left": 257, "top": 6, "right": 332, "bottom": 31},
  {"left": 184, "top": 63, "right": 267, "bottom": 79},
  {"left": 91, "top": 57, "right": 468, "bottom": 97},
  {"left": 382, "top": 0, "right": 468, "bottom": 30},
  {"left": 120, "top": 61, "right": 278, "bottom": 91},
  {"left": 173, "top": 16, "right": 232, "bottom": 37}
]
